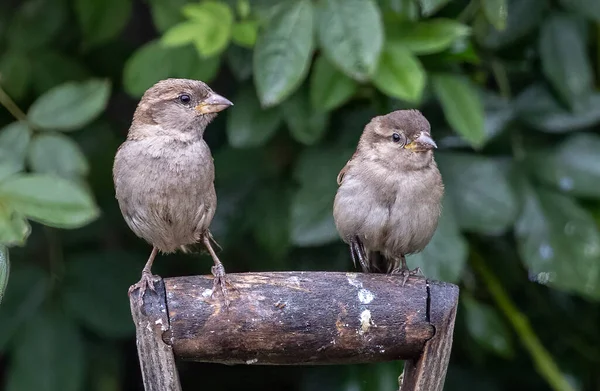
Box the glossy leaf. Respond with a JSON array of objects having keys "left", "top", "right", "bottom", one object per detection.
[
  {"left": 539, "top": 13, "right": 593, "bottom": 109},
  {"left": 418, "top": 0, "right": 451, "bottom": 15},
  {"left": 309, "top": 56, "right": 357, "bottom": 112},
  {"left": 0, "top": 51, "right": 31, "bottom": 99},
  {"left": 28, "top": 79, "right": 111, "bottom": 131},
  {"left": 28, "top": 133, "right": 89, "bottom": 179},
  {"left": 0, "top": 264, "right": 48, "bottom": 352},
  {"left": 432, "top": 74, "right": 485, "bottom": 148},
  {"left": 462, "top": 296, "right": 514, "bottom": 358},
  {"left": 282, "top": 89, "right": 329, "bottom": 145},
  {"left": 437, "top": 153, "right": 518, "bottom": 234},
  {"left": 387, "top": 19, "right": 470, "bottom": 55},
  {"left": 232, "top": 20, "right": 258, "bottom": 48},
  {"left": 408, "top": 198, "right": 468, "bottom": 283},
  {"left": 253, "top": 0, "right": 314, "bottom": 107},
  {"left": 558, "top": 0, "right": 600, "bottom": 22},
  {"left": 0, "top": 122, "right": 31, "bottom": 173},
  {"left": 6, "top": 309, "right": 85, "bottom": 391},
  {"left": 7, "top": 0, "right": 67, "bottom": 50},
  {"left": 226, "top": 45, "right": 253, "bottom": 81},
  {"left": 0, "top": 205, "right": 31, "bottom": 246},
  {"left": 74, "top": 0, "right": 132, "bottom": 46},
  {"left": 62, "top": 252, "right": 141, "bottom": 338},
  {"left": 515, "top": 84, "right": 600, "bottom": 132},
  {"left": 316, "top": 0, "right": 383, "bottom": 81},
  {"left": 482, "top": 0, "right": 508, "bottom": 30},
  {"left": 0, "top": 174, "right": 100, "bottom": 228},
  {"left": 31, "top": 50, "right": 90, "bottom": 95},
  {"left": 527, "top": 133, "right": 600, "bottom": 199},
  {"left": 226, "top": 85, "right": 282, "bottom": 147},
  {"left": 0, "top": 245, "right": 8, "bottom": 303},
  {"left": 147, "top": 0, "right": 189, "bottom": 32},
  {"left": 291, "top": 146, "right": 353, "bottom": 246},
  {"left": 478, "top": 0, "right": 546, "bottom": 49},
  {"left": 373, "top": 43, "right": 426, "bottom": 103},
  {"left": 123, "top": 40, "right": 220, "bottom": 97},
  {"left": 514, "top": 176, "right": 600, "bottom": 299}
]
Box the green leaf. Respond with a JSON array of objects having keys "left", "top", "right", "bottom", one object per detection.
[
  {"left": 432, "top": 74, "right": 485, "bottom": 148},
  {"left": 418, "top": 0, "right": 451, "bottom": 15},
  {"left": 0, "top": 51, "right": 31, "bottom": 100},
  {"left": 373, "top": 43, "right": 426, "bottom": 103},
  {"left": 123, "top": 40, "right": 220, "bottom": 97},
  {"left": 482, "top": 0, "right": 508, "bottom": 30},
  {"left": 7, "top": 0, "right": 67, "bottom": 50},
  {"left": 28, "top": 133, "right": 89, "bottom": 179},
  {"left": 558, "top": 0, "right": 600, "bottom": 22},
  {"left": 527, "top": 133, "right": 600, "bottom": 199},
  {"left": 291, "top": 146, "right": 353, "bottom": 246},
  {"left": 408, "top": 198, "right": 468, "bottom": 283},
  {"left": 74, "top": 0, "right": 132, "bottom": 46},
  {"left": 28, "top": 79, "right": 111, "bottom": 131},
  {"left": 226, "top": 45, "right": 253, "bottom": 81},
  {"left": 0, "top": 264, "right": 48, "bottom": 352},
  {"left": 253, "top": 0, "right": 314, "bottom": 107},
  {"left": 232, "top": 20, "right": 259, "bottom": 48},
  {"left": 6, "top": 308, "right": 85, "bottom": 391},
  {"left": 227, "top": 85, "right": 282, "bottom": 148},
  {"left": 0, "top": 204, "right": 31, "bottom": 246},
  {"left": 477, "top": 0, "right": 546, "bottom": 49},
  {"left": 387, "top": 19, "right": 471, "bottom": 55},
  {"left": 437, "top": 153, "right": 518, "bottom": 234},
  {"left": 62, "top": 252, "right": 141, "bottom": 338},
  {"left": 0, "top": 174, "right": 100, "bottom": 228},
  {"left": 0, "top": 122, "right": 31, "bottom": 173},
  {"left": 248, "top": 187, "right": 292, "bottom": 261},
  {"left": 462, "top": 296, "right": 514, "bottom": 358},
  {"left": 167, "top": 1, "right": 233, "bottom": 57},
  {"left": 147, "top": 0, "right": 189, "bottom": 32},
  {"left": 514, "top": 176, "right": 600, "bottom": 299},
  {"left": 0, "top": 245, "right": 8, "bottom": 304},
  {"left": 316, "top": 0, "right": 383, "bottom": 81},
  {"left": 539, "top": 13, "right": 593, "bottom": 109},
  {"left": 515, "top": 84, "right": 600, "bottom": 133},
  {"left": 309, "top": 56, "right": 357, "bottom": 112},
  {"left": 282, "top": 89, "right": 329, "bottom": 145}
]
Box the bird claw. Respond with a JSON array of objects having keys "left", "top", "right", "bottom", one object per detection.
[
  {"left": 128, "top": 271, "right": 158, "bottom": 306},
  {"left": 211, "top": 264, "right": 232, "bottom": 308},
  {"left": 391, "top": 266, "right": 423, "bottom": 286}
]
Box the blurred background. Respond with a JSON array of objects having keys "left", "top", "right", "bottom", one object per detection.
[{"left": 0, "top": 0, "right": 599, "bottom": 390}]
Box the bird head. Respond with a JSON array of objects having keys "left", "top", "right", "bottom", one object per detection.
[
  {"left": 130, "top": 78, "right": 233, "bottom": 140},
  {"left": 360, "top": 110, "right": 437, "bottom": 170}
]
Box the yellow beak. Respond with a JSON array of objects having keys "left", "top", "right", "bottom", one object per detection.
[{"left": 195, "top": 92, "right": 233, "bottom": 114}]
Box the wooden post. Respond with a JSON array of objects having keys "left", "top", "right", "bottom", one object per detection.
[{"left": 129, "top": 272, "right": 459, "bottom": 391}]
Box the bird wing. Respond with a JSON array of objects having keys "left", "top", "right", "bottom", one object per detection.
[{"left": 336, "top": 151, "right": 359, "bottom": 185}]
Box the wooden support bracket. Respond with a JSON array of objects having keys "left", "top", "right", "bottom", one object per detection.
[{"left": 129, "top": 272, "right": 459, "bottom": 391}]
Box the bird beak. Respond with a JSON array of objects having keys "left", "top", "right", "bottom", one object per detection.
[
  {"left": 404, "top": 132, "right": 437, "bottom": 152},
  {"left": 195, "top": 92, "right": 233, "bottom": 114}
]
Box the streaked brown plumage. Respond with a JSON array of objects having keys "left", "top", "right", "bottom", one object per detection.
[
  {"left": 113, "top": 78, "right": 233, "bottom": 304},
  {"left": 333, "top": 110, "right": 444, "bottom": 282}
]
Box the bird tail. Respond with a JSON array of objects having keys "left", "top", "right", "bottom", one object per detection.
[{"left": 179, "top": 231, "right": 222, "bottom": 254}]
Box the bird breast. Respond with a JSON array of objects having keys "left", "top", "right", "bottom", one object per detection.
[
  {"left": 333, "top": 160, "right": 443, "bottom": 257},
  {"left": 113, "top": 136, "right": 216, "bottom": 252}
]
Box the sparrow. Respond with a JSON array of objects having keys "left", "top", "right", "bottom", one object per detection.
[
  {"left": 113, "top": 78, "right": 233, "bottom": 304},
  {"left": 333, "top": 110, "right": 444, "bottom": 283}
]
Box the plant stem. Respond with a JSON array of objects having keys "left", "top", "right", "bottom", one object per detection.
[
  {"left": 0, "top": 85, "right": 28, "bottom": 123},
  {"left": 490, "top": 59, "right": 511, "bottom": 99},
  {"left": 458, "top": 0, "right": 479, "bottom": 24},
  {"left": 471, "top": 253, "right": 576, "bottom": 391}
]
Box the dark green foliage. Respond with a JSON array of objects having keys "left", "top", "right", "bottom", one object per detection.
[{"left": 0, "top": 0, "right": 599, "bottom": 390}]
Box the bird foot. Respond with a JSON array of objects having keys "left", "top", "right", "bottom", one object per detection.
[
  {"left": 391, "top": 267, "right": 423, "bottom": 286},
  {"left": 211, "top": 263, "right": 232, "bottom": 308},
  {"left": 128, "top": 270, "right": 158, "bottom": 306}
]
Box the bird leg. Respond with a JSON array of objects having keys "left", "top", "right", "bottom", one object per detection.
[
  {"left": 350, "top": 237, "right": 370, "bottom": 272},
  {"left": 202, "top": 234, "right": 231, "bottom": 307},
  {"left": 128, "top": 246, "right": 159, "bottom": 304},
  {"left": 390, "top": 254, "right": 423, "bottom": 286}
]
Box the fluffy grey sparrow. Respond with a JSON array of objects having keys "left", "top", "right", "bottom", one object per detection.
[
  {"left": 333, "top": 110, "right": 444, "bottom": 282},
  {"left": 113, "top": 78, "right": 233, "bottom": 304}
]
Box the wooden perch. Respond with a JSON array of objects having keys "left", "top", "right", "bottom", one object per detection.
[{"left": 129, "top": 272, "right": 459, "bottom": 391}]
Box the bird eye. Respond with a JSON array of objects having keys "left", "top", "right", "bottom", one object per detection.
[
  {"left": 392, "top": 133, "right": 402, "bottom": 143},
  {"left": 178, "top": 94, "right": 191, "bottom": 104}
]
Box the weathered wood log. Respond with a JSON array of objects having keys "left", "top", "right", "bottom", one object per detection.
[
  {"left": 129, "top": 277, "right": 182, "bottom": 391},
  {"left": 131, "top": 271, "right": 459, "bottom": 391}
]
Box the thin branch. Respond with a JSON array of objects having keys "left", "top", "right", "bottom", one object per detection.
[{"left": 0, "top": 84, "right": 28, "bottom": 123}]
